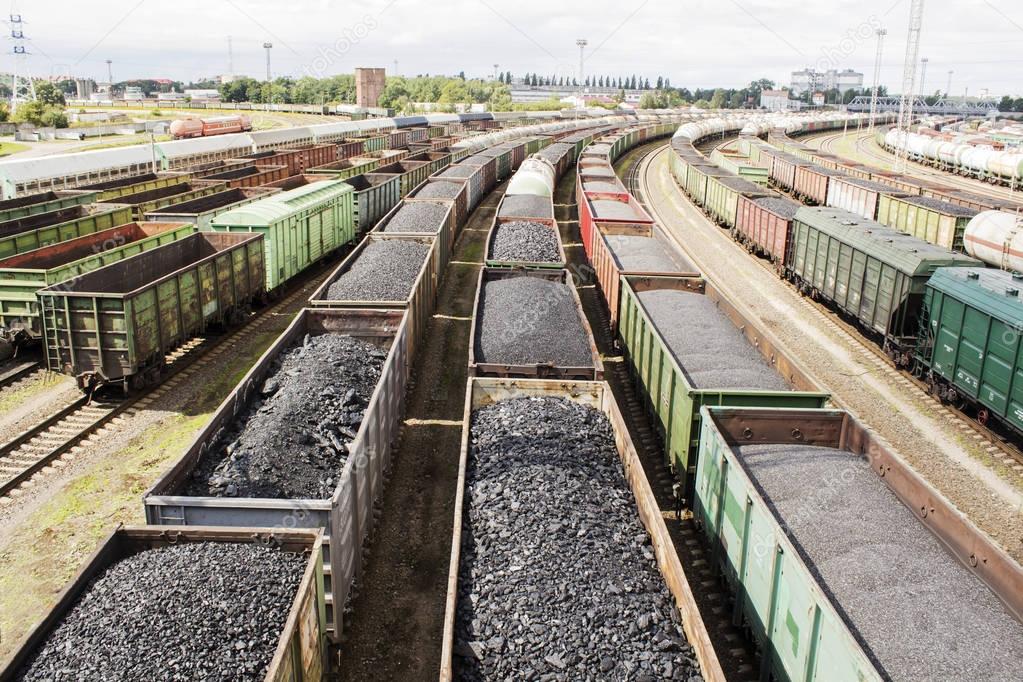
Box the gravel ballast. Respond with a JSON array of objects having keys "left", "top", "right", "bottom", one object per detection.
[
  {"left": 16, "top": 542, "right": 306, "bottom": 681},
  {"left": 737, "top": 443, "right": 1023, "bottom": 681},
  {"left": 414, "top": 181, "right": 464, "bottom": 199},
  {"left": 381, "top": 202, "right": 448, "bottom": 233},
  {"left": 498, "top": 194, "right": 552, "bottom": 219},
  {"left": 606, "top": 234, "right": 694, "bottom": 273},
  {"left": 637, "top": 289, "right": 788, "bottom": 390},
  {"left": 457, "top": 397, "right": 700, "bottom": 681},
  {"left": 477, "top": 276, "right": 592, "bottom": 368},
  {"left": 580, "top": 166, "right": 616, "bottom": 178},
  {"left": 184, "top": 333, "right": 385, "bottom": 499},
  {"left": 325, "top": 238, "right": 430, "bottom": 301},
  {"left": 489, "top": 220, "right": 560, "bottom": 263}
]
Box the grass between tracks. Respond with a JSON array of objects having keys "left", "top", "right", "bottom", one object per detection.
[{"left": 0, "top": 326, "right": 283, "bottom": 665}]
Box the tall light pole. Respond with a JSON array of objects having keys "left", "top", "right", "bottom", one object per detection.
[
  {"left": 263, "top": 42, "right": 273, "bottom": 105},
  {"left": 493, "top": 63, "right": 499, "bottom": 81},
  {"left": 946, "top": 69, "right": 953, "bottom": 97},
  {"left": 894, "top": 0, "right": 925, "bottom": 173},
  {"left": 868, "top": 27, "right": 887, "bottom": 130},
  {"left": 105, "top": 59, "right": 113, "bottom": 91},
  {"left": 576, "top": 38, "right": 587, "bottom": 88},
  {"left": 919, "top": 57, "right": 929, "bottom": 99},
  {"left": 393, "top": 59, "right": 398, "bottom": 76}
]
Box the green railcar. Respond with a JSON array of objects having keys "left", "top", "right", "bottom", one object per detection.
[
  {"left": 343, "top": 174, "right": 401, "bottom": 231},
  {"left": 788, "top": 207, "right": 981, "bottom": 350},
  {"left": 0, "top": 190, "right": 97, "bottom": 223},
  {"left": 693, "top": 407, "right": 885, "bottom": 682},
  {"left": 0, "top": 222, "right": 193, "bottom": 342},
  {"left": 875, "top": 194, "right": 978, "bottom": 252},
  {"left": 208, "top": 178, "right": 356, "bottom": 292},
  {"left": 703, "top": 175, "right": 771, "bottom": 229},
  {"left": 79, "top": 172, "right": 190, "bottom": 202},
  {"left": 618, "top": 275, "right": 829, "bottom": 492},
  {"left": 920, "top": 267, "right": 1023, "bottom": 432},
  {"left": 0, "top": 206, "right": 134, "bottom": 260},
  {"left": 39, "top": 232, "right": 264, "bottom": 390},
  {"left": 98, "top": 182, "right": 227, "bottom": 220}
]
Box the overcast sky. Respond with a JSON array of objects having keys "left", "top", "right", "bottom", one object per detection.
[{"left": 12, "top": 0, "right": 1023, "bottom": 96}]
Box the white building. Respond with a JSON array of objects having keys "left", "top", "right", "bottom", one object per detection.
[
  {"left": 760, "top": 89, "right": 799, "bottom": 111},
  {"left": 790, "top": 68, "right": 864, "bottom": 95},
  {"left": 184, "top": 89, "right": 221, "bottom": 101},
  {"left": 122, "top": 86, "right": 144, "bottom": 101}
]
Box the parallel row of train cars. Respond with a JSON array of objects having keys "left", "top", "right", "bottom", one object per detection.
[
  {"left": 2, "top": 118, "right": 738, "bottom": 682},
  {"left": 0, "top": 109, "right": 664, "bottom": 199},
  {"left": 659, "top": 116, "right": 1023, "bottom": 681},
  {"left": 669, "top": 117, "right": 1023, "bottom": 438},
  {"left": 880, "top": 126, "right": 1023, "bottom": 187}
]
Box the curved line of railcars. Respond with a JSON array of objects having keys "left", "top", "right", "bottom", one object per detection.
[
  {"left": 668, "top": 117, "right": 1023, "bottom": 682},
  {"left": 578, "top": 119, "right": 830, "bottom": 500},
  {"left": 668, "top": 117, "right": 1023, "bottom": 443}
]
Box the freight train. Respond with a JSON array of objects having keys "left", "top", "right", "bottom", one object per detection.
[
  {"left": 559, "top": 120, "right": 1023, "bottom": 682},
  {"left": 168, "top": 114, "right": 253, "bottom": 139},
  {"left": 881, "top": 126, "right": 1023, "bottom": 187},
  {"left": 669, "top": 118, "right": 1023, "bottom": 437},
  {"left": 0, "top": 116, "right": 631, "bottom": 385}
]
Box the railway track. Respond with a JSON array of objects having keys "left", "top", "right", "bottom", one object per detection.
[
  {"left": 636, "top": 141, "right": 1023, "bottom": 478},
  {"left": 0, "top": 260, "right": 336, "bottom": 502},
  {"left": 0, "top": 359, "right": 43, "bottom": 392}
]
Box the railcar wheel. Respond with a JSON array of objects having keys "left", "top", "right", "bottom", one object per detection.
[{"left": 977, "top": 408, "right": 990, "bottom": 426}]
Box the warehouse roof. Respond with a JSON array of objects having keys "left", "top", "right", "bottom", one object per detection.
[
  {"left": 794, "top": 206, "right": 981, "bottom": 276},
  {"left": 211, "top": 178, "right": 351, "bottom": 226},
  {"left": 928, "top": 267, "right": 1023, "bottom": 326}
]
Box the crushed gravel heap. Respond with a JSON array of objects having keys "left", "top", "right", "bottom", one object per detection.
[
  {"left": 906, "top": 194, "right": 980, "bottom": 216},
  {"left": 753, "top": 196, "right": 800, "bottom": 218},
  {"left": 583, "top": 180, "right": 625, "bottom": 193},
  {"left": 381, "top": 202, "right": 448, "bottom": 233},
  {"left": 456, "top": 397, "right": 701, "bottom": 681},
  {"left": 580, "top": 166, "right": 616, "bottom": 178},
  {"left": 738, "top": 443, "right": 1023, "bottom": 681},
  {"left": 325, "top": 238, "right": 430, "bottom": 301},
  {"left": 441, "top": 165, "right": 479, "bottom": 179},
  {"left": 16, "top": 542, "right": 306, "bottom": 681},
  {"left": 637, "top": 289, "right": 788, "bottom": 390},
  {"left": 185, "top": 333, "right": 385, "bottom": 499},
  {"left": 490, "top": 220, "right": 560, "bottom": 263},
  {"left": 498, "top": 194, "right": 552, "bottom": 219},
  {"left": 414, "top": 181, "right": 463, "bottom": 199},
  {"left": 606, "top": 234, "right": 693, "bottom": 273},
  {"left": 591, "top": 199, "right": 642, "bottom": 221},
  {"left": 477, "top": 276, "right": 592, "bottom": 368}
]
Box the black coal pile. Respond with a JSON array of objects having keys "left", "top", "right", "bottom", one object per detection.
[
  {"left": 325, "top": 238, "right": 430, "bottom": 301},
  {"left": 498, "top": 194, "right": 553, "bottom": 219},
  {"left": 185, "top": 333, "right": 385, "bottom": 499},
  {"left": 381, "top": 202, "right": 448, "bottom": 233},
  {"left": 489, "top": 220, "right": 560, "bottom": 263},
  {"left": 477, "top": 276, "right": 592, "bottom": 368},
  {"left": 456, "top": 397, "right": 701, "bottom": 681},
  {"left": 16, "top": 542, "right": 305, "bottom": 681}
]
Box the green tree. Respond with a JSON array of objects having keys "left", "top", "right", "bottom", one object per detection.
[
  {"left": 35, "top": 82, "right": 66, "bottom": 106},
  {"left": 656, "top": 76, "right": 663, "bottom": 90},
  {"left": 693, "top": 99, "right": 711, "bottom": 109},
  {"left": 709, "top": 88, "right": 726, "bottom": 108}
]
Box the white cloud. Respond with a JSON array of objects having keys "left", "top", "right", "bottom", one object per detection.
[{"left": 13, "top": 0, "right": 1023, "bottom": 95}]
